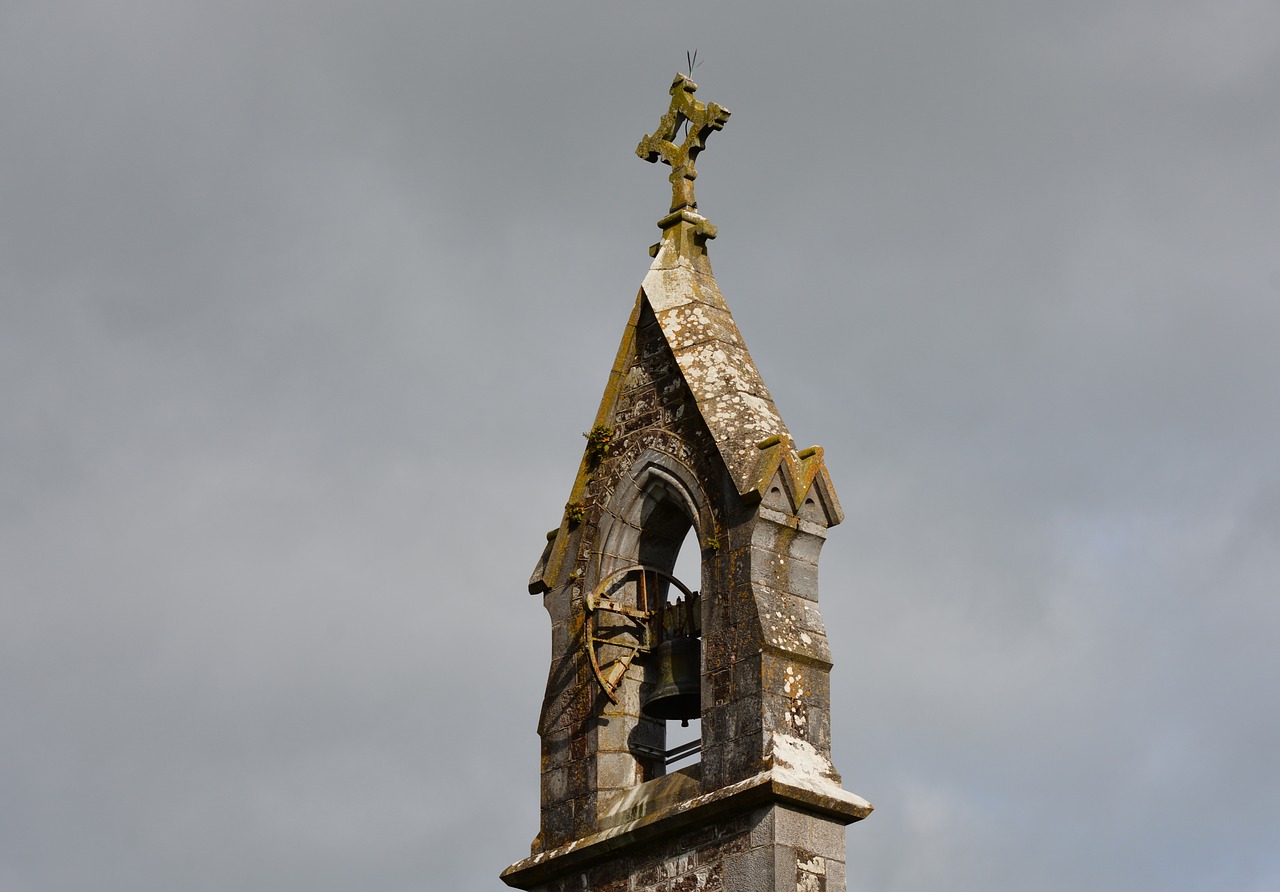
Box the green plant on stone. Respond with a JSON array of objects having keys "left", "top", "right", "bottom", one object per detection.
[
  {"left": 565, "top": 500, "right": 588, "bottom": 526},
  {"left": 583, "top": 424, "right": 614, "bottom": 463}
]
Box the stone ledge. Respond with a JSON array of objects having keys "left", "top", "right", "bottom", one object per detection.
[{"left": 500, "top": 771, "right": 871, "bottom": 889}]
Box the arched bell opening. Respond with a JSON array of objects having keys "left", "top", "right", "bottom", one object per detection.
[
  {"left": 632, "top": 480, "right": 704, "bottom": 774},
  {"left": 662, "top": 524, "right": 703, "bottom": 767},
  {"left": 590, "top": 455, "right": 710, "bottom": 786}
]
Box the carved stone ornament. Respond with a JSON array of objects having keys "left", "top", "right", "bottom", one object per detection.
[{"left": 636, "top": 73, "right": 731, "bottom": 215}]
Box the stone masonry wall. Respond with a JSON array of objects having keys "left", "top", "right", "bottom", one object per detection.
[
  {"left": 536, "top": 298, "right": 730, "bottom": 851},
  {"left": 530, "top": 804, "right": 848, "bottom": 892},
  {"left": 534, "top": 294, "right": 850, "bottom": 851}
]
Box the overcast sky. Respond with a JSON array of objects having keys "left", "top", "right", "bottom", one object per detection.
[{"left": 3, "top": 2, "right": 1278, "bottom": 890}]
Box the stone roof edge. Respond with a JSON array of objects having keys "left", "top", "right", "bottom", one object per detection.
[
  {"left": 641, "top": 259, "right": 842, "bottom": 525},
  {"left": 500, "top": 767, "right": 871, "bottom": 889},
  {"left": 529, "top": 293, "right": 645, "bottom": 595},
  {"left": 640, "top": 260, "right": 784, "bottom": 491},
  {"left": 529, "top": 251, "right": 844, "bottom": 594}
]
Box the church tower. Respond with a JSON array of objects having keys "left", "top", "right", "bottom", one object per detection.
[{"left": 502, "top": 74, "right": 871, "bottom": 892}]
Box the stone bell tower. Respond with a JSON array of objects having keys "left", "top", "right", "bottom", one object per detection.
[{"left": 502, "top": 73, "right": 871, "bottom": 892}]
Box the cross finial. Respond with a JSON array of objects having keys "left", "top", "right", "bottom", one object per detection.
[{"left": 637, "top": 73, "right": 731, "bottom": 216}]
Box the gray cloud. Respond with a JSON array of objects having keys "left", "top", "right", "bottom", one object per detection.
[{"left": 2, "top": 2, "right": 1277, "bottom": 890}]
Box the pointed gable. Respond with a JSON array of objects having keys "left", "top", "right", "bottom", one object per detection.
[
  {"left": 528, "top": 74, "right": 844, "bottom": 596},
  {"left": 529, "top": 229, "right": 845, "bottom": 594},
  {"left": 642, "top": 233, "right": 792, "bottom": 495}
]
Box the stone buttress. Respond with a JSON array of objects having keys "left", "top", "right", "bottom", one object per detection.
[{"left": 503, "top": 74, "right": 871, "bottom": 892}]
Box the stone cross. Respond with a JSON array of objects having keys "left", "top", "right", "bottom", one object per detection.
[{"left": 637, "top": 73, "right": 731, "bottom": 213}]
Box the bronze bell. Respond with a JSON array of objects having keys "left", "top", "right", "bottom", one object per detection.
[{"left": 641, "top": 636, "right": 701, "bottom": 726}]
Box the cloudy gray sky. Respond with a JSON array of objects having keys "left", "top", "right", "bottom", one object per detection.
[{"left": 3, "top": 2, "right": 1278, "bottom": 890}]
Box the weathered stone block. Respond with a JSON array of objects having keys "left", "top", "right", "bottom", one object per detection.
[
  {"left": 635, "top": 863, "right": 665, "bottom": 888},
  {"left": 785, "top": 530, "right": 826, "bottom": 566},
  {"left": 808, "top": 815, "right": 848, "bottom": 862},
  {"left": 792, "top": 600, "right": 828, "bottom": 636},
  {"left": 825, "top": 859, "right": 846, "bottom": 892},
  {"left": 725, "top": 694, "right": 762, "bottom": 740},
  {"left": 731, "top": 652, "right": 762, "bottom": 699},
  {"left": 597, "top": 751, "right": 641, "bottom": 790},
  {"left": 786, "top": 557, "right": 819, "bottom": 601},
  {"left": 806, "top": 705, "right": 832, "bottom": 753},
  {"left": 567, "top": 758, "right": 589, "bottom": 796},
  {"left": 704, "top": 633, "right": 733, "bottom": 675},
  {"left": 750, "top": 547, "right": 789, "bottom": 591},
  {"left": 676, "top": 824, "right": 717, "bottom": 853},
  {"left": 772, "top": 844, "right": 799, "bottom": 892},
  {"left": 722, "top": 844, "right": 774, "bottom": 892},
  {"left": 772, "top": 806, "right": 814, "bottom": 849},
  {"left": 698, "top": 742, "right": 724, "bottom": 787},
  {"left": 542, "top": 766, "right": 567, "bottom": 804},
  {"left": 796, "top": 857, "right": 826, "bottom": 892},
  {"left": 726, "top": 729, "right": 765, "bottom": 777}
]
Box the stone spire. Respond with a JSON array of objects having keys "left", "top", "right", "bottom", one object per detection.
[{"left": 503, "top": 73, "right": 870, "bottom": 892}]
